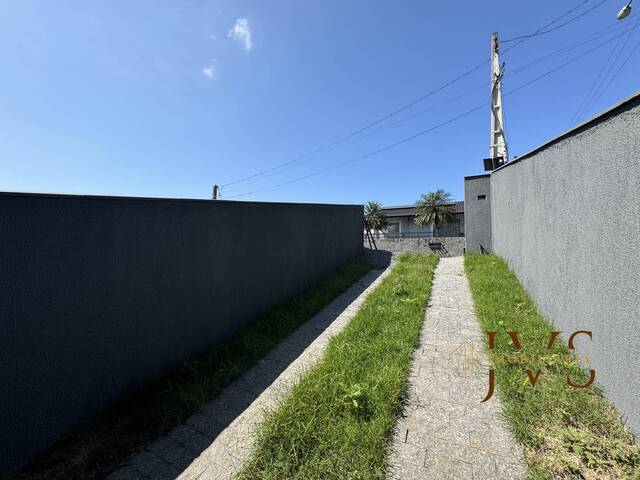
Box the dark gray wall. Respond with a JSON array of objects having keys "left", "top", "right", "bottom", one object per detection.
[
  {"left": 464, "top": 174, "right": 492, "bottom": 254},
  {"left": 489, "top": 94, "right": 640, "bottom": 435},
  {"left": 0, "top": 193, "right": 363, "bottom": 473}
]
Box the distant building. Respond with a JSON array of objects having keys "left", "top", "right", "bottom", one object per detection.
[{"left": 373, "top": 201, "right": 464, "bottom": 238}]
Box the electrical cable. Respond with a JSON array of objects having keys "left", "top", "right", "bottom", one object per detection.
[
  {"left": 508, "top": 19, "right": 631, "bottom": 75},
  {"left": 223, "top": 20, "right": 638, "bottom": 194},
  {"left": 569, "top": 26, "right": 630, "bottom": 124},
  {"left": 220, "top": 0, "right": 608, "bottom": 191},
  {"left": 502, "top": 0, "right": 610, "bottom": 44},
  {"left": 582, "top": 23, "right": 638, "bottom": 118},
  {"left": 219, "top": 57, "right": 488, "bottom": 190},
  {"left": 222, "top": 83, "right": 489, "bottom": 194},
  {"left": 591, "top": 29, "right": 640, "bottom": 107},
  {"left": 226, "top": 27, "right": 631, "bottom": 200}
]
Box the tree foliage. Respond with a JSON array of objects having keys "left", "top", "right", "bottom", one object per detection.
[
  {"left": 414, "top": 189, "right": 454, "bottom": 236},
  {"left": 364, "top": 201, "right": 388, "bottom": 232}
]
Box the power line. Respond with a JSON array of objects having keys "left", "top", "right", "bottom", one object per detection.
[
  {"left": 507, "top": 20, "right": 630, "bottom": 75},
  {"left": 583, "top": 23, "right": 638, "bottom": 117},
  {"left": 569, "top": 23, "right": 633, "bottom": 124},
  {"left": 346, "top": 20, "right": 630, "bottom": 147},
  {"left": 504, "top": 30, "right": 627, "bottom": 95},
  {"left": 572, "top": 35, "right": 626, "bottom": 123},
  {"left": 220, "top": 0, "right": 605, "bottom": 191},
  {"left": 320, "top": 20, "right": 635, "bottom": 145},
  {"left": 502, "top": 0, "right": 610, "bottom": 44},
  {"left": 220, "top": 57, "right": 489, "bottom": 190},
  {"left": 224, "top": 20, "right": 636, "bottom": 194},
  {"left": 226, "top": 103, "right": 488, "bottom": 199},
  {"left": 591, "top": 29, "right": 640, "bottom": 107},
  {"left": 222, "top": 83, "right": 490, "bottom": 194},
  {"left": 227, "top": 27, "right": 633, "bottom": 200}
]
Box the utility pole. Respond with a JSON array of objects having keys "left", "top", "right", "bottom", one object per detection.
[
  {"left": 489, "top": 32, "right": 508, "bottom": 168},
  {"left": 212, "top": 184, "right": 220, "bottom": 200}
]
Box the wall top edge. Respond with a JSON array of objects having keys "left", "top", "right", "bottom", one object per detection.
[
  {"left": 0, "top": 191, "right": 362, "bottom": 209},
  {"left": 464, "top": 173, "right": 491, "bottom": 180},
  {"left": 492, "top": 90, "right": 640, "bottom": 174}
]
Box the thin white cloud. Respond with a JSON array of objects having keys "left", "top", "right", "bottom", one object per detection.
[
  {"left": 228, "top": 18, "right": 253, "bottom": 52},
  {"left": 202, "top": 62, "right": 217, "bottom": 79}
]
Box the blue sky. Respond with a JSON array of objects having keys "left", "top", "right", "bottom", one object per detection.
[{"left": 1, "top": 0, "right": 638, "bottom": 205}]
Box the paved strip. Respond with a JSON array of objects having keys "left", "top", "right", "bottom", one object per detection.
[
  {"left": 388, "top": 257, "right": 526, "bottom": 480},
  {"left": 108, "top": 266, "right": 392, "bottom": 480}
]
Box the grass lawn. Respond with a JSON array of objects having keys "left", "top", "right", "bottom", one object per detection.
[
  {"left": 17, "top": 257, "right": 372, "bottom": 480},
  {"left": 465, "top": 254, "right": 640, "bottom": 480},
  {"left": 237, "top": 252, "right": 438, "bottom": 480}
]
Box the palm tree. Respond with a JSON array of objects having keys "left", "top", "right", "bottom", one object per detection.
[
  {"left": 364, "top": 201, "right": 388, "bottom": 250},
  {"left": 414, "top": 189, "right": 454, "bottom": 237}
]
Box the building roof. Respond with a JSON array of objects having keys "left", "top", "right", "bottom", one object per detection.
[{"left": 382, "top": 201, "right": 464, "bottom": 217}]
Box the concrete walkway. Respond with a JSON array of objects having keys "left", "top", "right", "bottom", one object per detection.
[
  {"left": 108, "top": 266, "right": 391, "bottom": 480},
  {"left": 388, "top": 257, "right": 526, "bottom": 479}
]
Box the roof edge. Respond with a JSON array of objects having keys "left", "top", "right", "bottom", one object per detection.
[{"left": 382, "top": 200, "right": 463, "bottom": 210}]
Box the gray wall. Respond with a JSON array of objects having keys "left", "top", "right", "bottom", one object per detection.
[
  {"left": 464, "top": 174, "right": 492, "bottom": 254},
  {"left": 0, "top": 193, "right": 363, "bottom": 473},
  {"left": 367, "top": 236, "right": 465, "bottom": 256},
  {"left": 488, "top": 94, "right": 640, "bottom": 434}
]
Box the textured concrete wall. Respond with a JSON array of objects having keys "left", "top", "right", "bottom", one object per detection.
[
  {"left": 490, "top": 95, "right": 640, "bottom": 435},
  {"left": 367, "top": 236, "right": 465, "bottom": 256},
  {"left": 0, "top": 193, "right": 363, "bottom": 473},
  {"left": 386, "top": 215, "right": 464, "bottom": 236},
  {"left": 464, "top": 175, "right": 492, "bottom": 254}
]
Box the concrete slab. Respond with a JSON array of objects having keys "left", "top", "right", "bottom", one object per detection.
[{"left": 387, "top": 257, "right": 526, "bottom": 480}]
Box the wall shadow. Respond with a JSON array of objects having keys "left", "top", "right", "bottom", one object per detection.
[{"left": 109, "top": 267, "right": 387, "bottom": 479}]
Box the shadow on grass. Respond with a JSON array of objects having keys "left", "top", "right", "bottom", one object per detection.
[{"left": 14, "top": 257, "right": 377, "bottom": 480}]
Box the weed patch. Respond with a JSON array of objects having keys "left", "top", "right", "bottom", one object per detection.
[
  {"left": 465, "top": 254, "right": 640, "bottom": 480},
  {"left": 238, "top": 253, "right": 438, "bottom": 479}
]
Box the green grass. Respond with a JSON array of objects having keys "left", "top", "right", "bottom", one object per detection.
[
  {"left": 237, "top": 253, "right": 438, "bottom": 480},
  {"left": 464, "top": 254, "right": 640, "bottom": 480},
  {"left": 17, "top": 258, "right": 372, "bottom": 480}
]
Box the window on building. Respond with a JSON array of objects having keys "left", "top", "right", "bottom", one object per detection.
[
  {"left": 477, "top": 194, "right": 487, "bottom": 200},
  {"left": 386, "top": 222, "right": 400, "bottom": 234}
]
